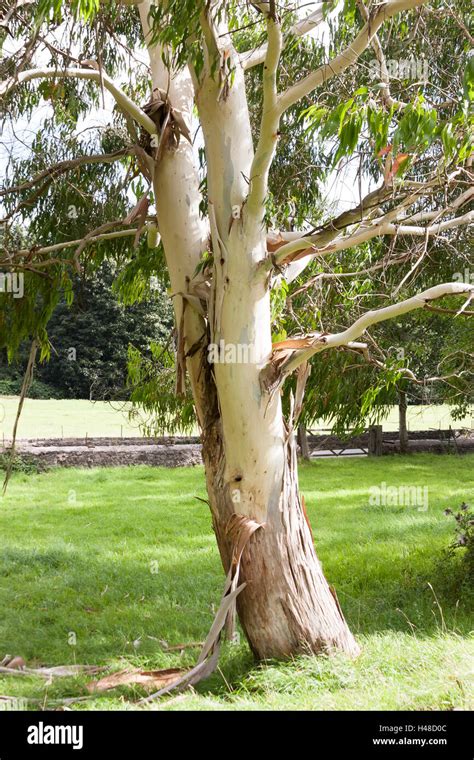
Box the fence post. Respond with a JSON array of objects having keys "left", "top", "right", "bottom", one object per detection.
[
  {"left": 368, "top": 425, "right": 383, "bottom": 456},
  {"left": 297, "top": 424, "right": 311, "bottom": 461}
]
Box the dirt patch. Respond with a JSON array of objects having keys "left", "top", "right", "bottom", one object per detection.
[
  {"left": 1, "top": 438, "right": 203, "bottom": 468},
  {"left": 0, "top": 431, "right": 472, "bottom": 469}
]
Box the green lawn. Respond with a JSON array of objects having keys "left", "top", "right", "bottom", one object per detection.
[
  {"left": 0, "top": 396, "right": 471, "bottom": 439},
  {"left": 0, "top": 454, "right": 473, "bottom": 711},
  {"left": 0, "top": 396, "right": 143, "bottom": 440}
]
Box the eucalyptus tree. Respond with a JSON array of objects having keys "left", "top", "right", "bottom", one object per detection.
[{"left": 1, "top": 0, "right": 472, "bottom": 661}]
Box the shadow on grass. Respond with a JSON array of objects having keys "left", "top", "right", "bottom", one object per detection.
[
  {"left": 1, "top": 535, "right": 470, "bottom": 654},
  {"left": 1, "top": 455, "right": 472, "bottom": 704},
  {"left": 0, "top": 542, "right": 472, "bottom": 707}
]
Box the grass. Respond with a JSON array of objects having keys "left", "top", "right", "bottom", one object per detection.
[
  {"left": 0, "top": 396, "right": 143, "bottom": 440},
  {"left": 0, "top": 396, "right": 472, "bottom": 439},
  {"left": 0, "top": 454, "right": 472, "bottom": 711}
]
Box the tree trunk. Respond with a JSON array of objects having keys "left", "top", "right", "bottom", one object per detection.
[
  {"left": 139, "top": 2, "right": 359, "bottom": 662},
  {"left": 399, "top": 390, "right": 409, "bottom": 453},
  {"left": 298, "top": 424, "right": 311, "bottom": 461},
  {"left": 199, "top": 365, "right": 360, "bottom": 660}
]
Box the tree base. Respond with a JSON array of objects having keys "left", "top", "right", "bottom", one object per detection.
[{"left": 202, "top": 416, "right": 360, "bottom": 660}]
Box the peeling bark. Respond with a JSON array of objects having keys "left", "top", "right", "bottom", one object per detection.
[
  {"left": 138, "top": 1, "right": 359, "bottom": 662},
  {"left": 201, "top": 390, "right": 360, "bottom": 659}
]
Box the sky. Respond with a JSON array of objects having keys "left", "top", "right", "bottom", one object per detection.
[{"left": 1, "top": 1, "right": 369, "bottom": 223}]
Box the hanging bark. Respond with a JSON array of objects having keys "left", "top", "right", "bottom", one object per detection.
[{"left": 134, "top": 1, "right": 360, "bottom": 662}]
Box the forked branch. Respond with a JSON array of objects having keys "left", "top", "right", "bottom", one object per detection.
[{"left": 266, "top": 282, "right": 474, "bottom": 382}]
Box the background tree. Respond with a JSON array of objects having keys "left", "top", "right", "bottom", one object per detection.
[
  {"left": 1, "top": 0, "right": 472, "bottom": 662},
  {"left": 0, "top": 262, "right": 173, "bottom": 399},
  {"left": 283, "top": 233, "right": 473, "bottom": 450}
]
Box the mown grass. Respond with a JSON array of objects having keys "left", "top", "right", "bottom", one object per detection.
[
  {"left": 0, "top": 395, "right": 471, "bottom": 439},
  {"left": 0, "top": 396, "right": 143, "bottom": 440},
  {"left": 0, "top": 454, "right": 472, "bottom": 711}
]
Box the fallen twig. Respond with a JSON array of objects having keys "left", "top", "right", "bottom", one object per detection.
[{"left": 0, "top": 664, "right": 108, "bottom": 678}]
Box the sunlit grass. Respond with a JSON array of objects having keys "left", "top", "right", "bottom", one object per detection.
[
  {"left": 0, "top": 395, "right": 471, "bottom": 439},
  {"left": 0, "top": 454, "right": 472, "bottom": 710}
]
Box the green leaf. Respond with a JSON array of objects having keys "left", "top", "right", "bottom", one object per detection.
[{"left": 463, "top": 56, "right": 474, "bottom": 102}]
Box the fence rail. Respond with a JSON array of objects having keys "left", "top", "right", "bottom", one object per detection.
[{"left": 301, "top": 425, "right": 471, "bottom": 458}]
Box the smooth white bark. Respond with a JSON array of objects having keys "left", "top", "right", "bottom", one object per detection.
[
  {"left": 138, "top": 2, "right": 210, "bottom": 424},
  {"left": 193, "top": 7, "right": 286, "bottom": 522}
]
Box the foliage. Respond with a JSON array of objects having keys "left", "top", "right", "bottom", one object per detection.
[
  {"left": 126, "top": 341, "right": 196, "bottom": 435},
  {"left": 444, "top": 502, "right": 474, "bottom": 581},
  {"left": 0, "top": 452, "right": 46, "bottom": 474},
  {"left": 0, "top": 377, "right": 64, "bottom": 399},
  {"left": 0, "top": 263, "right": 173, "bottom": 400},
  {"left": 0, "top": 0, "right": 472, "bottom": 432}
]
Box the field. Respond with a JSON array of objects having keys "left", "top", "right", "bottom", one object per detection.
[
  {"left": 0, "top": 396, "right": 472, "bottom": 440},
  {"left": 0, "top": 454, "right": 473, "bottom": 711},
  {"left": 0, "top": 397, "right": 143, "bottom": 440}
]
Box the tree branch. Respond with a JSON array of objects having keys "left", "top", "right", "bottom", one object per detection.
[
  {"left": 424, "top": 304, "right": 474, "bottom": 317},
  {"left": 287, "top": 253, "right": 411, "bottom": 299},
  {"left": 0, "top": 149, "right": 133, "bottom": 198},
  {"left": 269, "top": 208, "right": 473, "bottom": 271},
  {"left": 247, "top": 9, "right": 283, "bottom": 217},
  {"left": 0, "top": 68, "right": 156, "bottom": 134},
  {"left": 240, "top": 3, "right": 325, "bottom": 70},
  {"left": 263, "top": 174, "right": 452, "bottom": 278},
  {"left": 2, "top": 227, "right": 144, "bottom": 269},
  {"left": 0, "top": 148, "right": 138, "bottom": 224},
  {"left": 278, "top": 0, "right": 428, "bottom": 114},
  {"left": 355, "top": 0, "right": 405, "bottom": 109},
  {"left": 346, "top": 343, "right": 472, "bottom": 387},
  {"left": 275, "top": 282, "right": 474, "bottom": 378}
]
